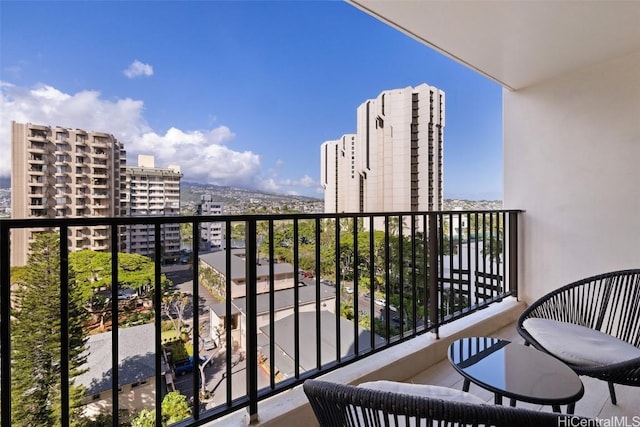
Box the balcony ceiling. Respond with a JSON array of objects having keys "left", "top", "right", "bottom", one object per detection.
[{"left": 348, "top": 0, "right": 640, "bottom": 90}]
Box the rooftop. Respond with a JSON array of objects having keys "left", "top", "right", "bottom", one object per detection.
[
  {"left": 75, "top": 323, "right": 156, "bottom": 395},
  {"left": 210, "top": 283, "right": 336, "bottom": 318},
  {"left": 200, "top": 249, "right": 294, "bottom": 281}
]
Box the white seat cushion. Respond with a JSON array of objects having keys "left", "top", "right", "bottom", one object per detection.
[
  {"left": 358, "top": 380, "right": 486, "bottom": 405},
  {"left": 523, "top": 318, "right": 640, "bottom": 367}
]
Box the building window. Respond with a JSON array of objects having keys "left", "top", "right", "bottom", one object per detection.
[{"left": 224, "top": 314, "right": 239, "bottom": 330}]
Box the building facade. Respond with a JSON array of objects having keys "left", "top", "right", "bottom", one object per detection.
[
  {"left": 123, "top": 155, "right": 182, "bottom": 261},
  {"left": 10, "top": 121, "right": 126, "bottom": 265},
  {"left": 197, "top": 194, "right": 223, "bottom": 251},
  {"left": 320, "top": 134, "right": 359, "bottom": 213},
  {"left": 322, "top": 84, "right": 444, "bottom": 214}
]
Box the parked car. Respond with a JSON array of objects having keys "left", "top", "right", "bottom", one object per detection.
[
  {"left": 203, "top": 337, "right": 216, "bottom": 351},
  {"left": 344, "top": 286, "right": 354, "bottom": 294},
  {"left": 174, "top": 356, "right": 209, "bottom": 376},
  {"left": 320, "top": 279, "right": 335, "bottom": 287},
  {"left": 117, "top": 289, "right": 138, "bottom": 300},
  {"left": 374, "top": 298, "right": 386, "bottom": 306}
]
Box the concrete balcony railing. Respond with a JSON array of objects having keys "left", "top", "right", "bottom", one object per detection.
[{"left": 1, "top": 210, "right": 520, "bottom": 427}]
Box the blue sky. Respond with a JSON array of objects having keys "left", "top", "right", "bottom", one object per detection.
[{"left": 0, "top": 1, "right": 503, "bottom": 200}]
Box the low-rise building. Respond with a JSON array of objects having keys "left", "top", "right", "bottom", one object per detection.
[
  {"left": 76, "top": 323, "right": 164, "bottom": 418},
  {"left": 199, "top": 250, "right": 295, "bottom": 299}
]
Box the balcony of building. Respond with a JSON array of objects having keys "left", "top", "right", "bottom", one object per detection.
[
  {"left": 27, "top": 141, "right": 48, "bottom": 154},
  {"left": 93, "top": 148, "right": 108, "bottom": 159},
  {"left": 92, "top": 179, "right": 108, "bottom": 188},
  {"left": 93, "top": 190, "right": 110, "bottom": 199},
  {"left": 55, "top": 197, "right": 70, "bottom": 209},
  {"left": 3, "top": 209, "right": 639, "bottom": 426},
  {"left": 27, "top": 197, "right": 44, "bottom": 208},
  {"left": 27, "top": 128, "right": 48, "bottom": 140},
  {"left": 91, "top": 168, "right": 108, "bottom": 178},
  {"left": 54, "top": 142, "right": 71, "bottom": 155},
  {"left": 29, "top": 153, "right": 46, "bottom": 164},
  {"left": 29, "top": 164, "right": 46, "bottom": 175},
  {"left": 2, "top": 1, "right": 639, "bottom": 426}
]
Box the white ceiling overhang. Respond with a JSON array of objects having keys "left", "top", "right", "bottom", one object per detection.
[{"left": 347, "top": 0, "right": 640, "bottom": 90}]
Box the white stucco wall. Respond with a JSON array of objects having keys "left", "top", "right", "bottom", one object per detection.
[{"left": 504, "top": 51, "right": 640, "bottom": 303}]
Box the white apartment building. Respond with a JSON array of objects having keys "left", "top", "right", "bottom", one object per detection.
[
  {"left": 322, "top": 84, "right": 444, "bottom": 214},
  {"left": 123, "top": 155, "right": 182, "bottom": 261},
  {"left": 197, "top": 194, "right": 223, "bottom": 250},
  {"left": 320, "top": 134, "right": 358, "bottom": 213},
  {"left": 10, "top": 121, "right": 126, "bottom": 266}
]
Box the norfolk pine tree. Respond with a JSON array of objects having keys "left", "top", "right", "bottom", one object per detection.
[{"left": 11, "top": 233, "right": 89, "bottom": 427}]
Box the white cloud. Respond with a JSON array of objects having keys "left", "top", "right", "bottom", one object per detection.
[
  {"left": 0, "top": 82, "right": 262, "bottom": 187},
  {"left": 133, "top": 127, "right": 261, "bottom": 187},
  {"left": 123, "top": 60, "right": 154, "bottom": 78},
  {"left": 259, "top": 178, "right": 280, "bottom": 193},
  {"left": 256, "top": 173, "right": 320, "bottom": 195},
  {"left": 299, "top": 175, "right": 315, "bottom": 187}
]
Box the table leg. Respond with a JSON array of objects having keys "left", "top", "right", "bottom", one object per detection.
[
  {"left": 463, "top": 378, "right": 470, "bottom": 392},
  {"left": 552, "top": 405, "right": 561, "bottom": 413},
  {"left": 494, "top": 394, "right": 503, "bottom": 405},
  {"left": 509, "top": 398, "right": 516, "bottom": 407},
  {"left": 567, "top": 403, "right": 575, "bottom": 415}
]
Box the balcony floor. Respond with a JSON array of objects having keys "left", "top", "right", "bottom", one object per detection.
[
  {"left": 211, "top": 301, "right": 638, "bottom": 426},
  {"left": 409, "top": 322, "right": 639, "bottom": 420}
]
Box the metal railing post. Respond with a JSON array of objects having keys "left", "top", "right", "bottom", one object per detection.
[
  {"left": 245, "top": 219, "right": 259, "bottom": 422},
  {"left": 191, "top": 219, "right": 200, "bottom": 419},
  {"left": 154, "top": 223, "right": 163, "bottom": 427},
  {"left": 508, "top": 212, "right": 519, "bottom": 299},
  {"left": 428, "top": 212, "right": 439, "bottom": 338},
  {"left": 110, "top": 224, "right": 120, "bottom": 427}
]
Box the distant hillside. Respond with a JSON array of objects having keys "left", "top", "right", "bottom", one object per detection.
[
  {"left": 0, "top": 177, "right": 9, "bottom": 189},
  {"left": 181, "top": 182, "right": 321, "bottom": 202},
  {"left": 180, "top": 182, "right": 324, "bottom": 214}
]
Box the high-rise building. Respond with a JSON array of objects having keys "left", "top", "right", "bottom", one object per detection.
[
  {"left": 322, "top": 84, "right": 444, "bottom": 213},
  {"left": 197, "top": 194, "right": 223, "bottom": 251},
  {"left": 123, "top": 155, "right": 182, "bottom": 261},
  {"left": 320, "top": 134, "right": 358, "bottom": 213},
  {"left": 11, "top": 121, "right": 126, "bottom": 266}
]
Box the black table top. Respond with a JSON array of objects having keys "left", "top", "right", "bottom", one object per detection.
[{"left": 448, "top": 337, "right": 584, "bottom": 406}]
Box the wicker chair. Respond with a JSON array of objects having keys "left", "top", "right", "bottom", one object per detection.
[
  {"left": 303, "top": 379, "right": 591, "bottom": 427},
  {"left": 517, "top": 269, "right": 640, "bottom": 405}
]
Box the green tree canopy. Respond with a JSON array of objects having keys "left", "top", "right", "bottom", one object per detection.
[{"left": 70, "top": 250, "right": 171, "bottom": 303}]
